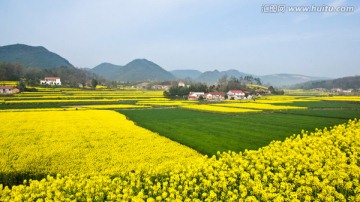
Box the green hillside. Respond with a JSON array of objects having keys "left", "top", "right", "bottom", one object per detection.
[
  {"left": 0, "top": 44, "right": 73, "bottom": 69},
  {"left": 292, "top": 75, "right": 360, "bottom": 89},
  {"left": 91, "top": 63, "right": 122, "bottom": 79},
  {"left": 91, "top": 59, "right": 176, "bottom": 81}
]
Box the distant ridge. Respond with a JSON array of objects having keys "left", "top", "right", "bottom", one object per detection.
[
  {"left": 259, "top": 74, "right": 330, "bottom": 87},
  {"left": 0, "top": 43, "right": 339, "bottom": 86},
  {"left": 170, "top": 70, "right": 202, "bottom": 80},
  {"left": 196, "top": 69, "right": 249, "bottom": 83},
  {"left": 170, "top": 69, "right": 329, "bottom": 86},
  {"left": 91, "top": 63, "right": 122, "bottom": 79},
  {"left": 0, "top": 44, "right": 73, "bottom": 68},
  {"left": 292, "top": 75, "right": 360, "bottom": 89},
  {"left": 90, "top": 59, "right": 176, "bottom": 81}
]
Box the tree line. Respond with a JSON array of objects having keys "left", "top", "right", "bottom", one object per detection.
[
  {"left": 164, "top": 76, "right": 265, "bottom": 98},
  {"left": 0, "top": 62, "right": 100, "bottom": 88}
]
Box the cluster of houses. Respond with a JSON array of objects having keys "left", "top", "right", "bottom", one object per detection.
[
  {"left": 188, "top": 90, "right": 254, "bottom": 101},
  {"left": 40, "top": 77, "right": 61, "bottom": 85},
  {"left": 133, "top": 81, "right": 187, "bottom": 90},
  {"left": 0, "top": 77, "right": 61, "bottom": 95}
]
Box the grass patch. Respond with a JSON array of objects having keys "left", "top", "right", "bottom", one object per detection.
[{"left": 119, "top": 108, "right": 359, "bottom": 156}]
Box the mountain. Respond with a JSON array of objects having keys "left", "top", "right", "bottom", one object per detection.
[
  {"left": 292, "top": 75, "right": 360, "bottom": 89},
  {"left": 91, "top": 63, "right": 122, "bottom": 79},
  {"left": 91, "top": 59, "right": 176, "bottom": 81},
  {"left": 194, "top": 70, "right": 329, "bottom": 86},
  {"left": 259, "top": 74, "right": 330, "bottom": 87},
  {"left": 0, "top": 44, "right": 73, "bottom": 68},
  {"left": 170, "top": 70, "right": 202, "bottom": 80},
  {"left": 114, "top": 59, "right": 176, "bottom": 81},
  {"left": 197, "top": 69, "right": 249, "bottom": 83}
]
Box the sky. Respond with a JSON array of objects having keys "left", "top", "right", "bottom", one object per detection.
[{"left": 0, "top": 0, "right": 359, "bottom": 78}]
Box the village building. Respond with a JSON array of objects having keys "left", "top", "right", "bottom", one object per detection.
[
  {"left": 0, "top": 86, "right": 14, "bottom": 94},
  {"left": 132, "top": 83, "right": 148, "bottom": 89},
  {"left": 152, "top": 85, "right": 170, "bottom": 90},
  {"left": 227, "top": 90, "right": 245, "bottom": 100},
  {"left": 40, "top": 77, "right": 61, "bottom": 85},
  {"left": 187, "top": 92, "right": 205, "bottom": 100},
  {"left": 255, "top": 89, "right": 271, "bottom": 95},
  {"left": 331, "top": 88, "right": 343, "bottom": 93},
  {"left": 343, "top": 89, "right": 354, "bottom": 93},
  {"left": 178, "top": 81, "right": 185, "bottom": 87},
  {"left": 205, "top": 92, "right": 226, "bottom": 101}
]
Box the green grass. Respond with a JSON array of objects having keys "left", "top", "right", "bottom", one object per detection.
[
  {"left": 279, "top": 109, "right": 360, "bottom": 119},
  {"left": 118, "top": 108, "right": 359, "bottom": 156}
]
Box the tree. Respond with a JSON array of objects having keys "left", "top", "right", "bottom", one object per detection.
[
  {"left": 217, "top": 75, "right": 228, "bottom": 92},
  {"left": 0, "top": 63, "right": 23, "bottom": 80},
  {"left": 268, "top": 86, "right": 284, "bottom": 95},
  {"left": 91, "top": 79, "right": 98, "bottom": 89},
  {"left": 188, "top": 83, "right": 208, "bottom": 93},
  {"left": 268, "top": 86, "right": 275, "bottom": 94},
  {"left": 254, "top": 78, "right": 262, "bottom": 85},
  {"left": 17, "top": 78, "right": 27, "bottom": 92},
  {"left": 163, "top": 91, "right": 170, "bottom": 97},
  {"left": 24, "top": 67, "right": 44, "bottom": 86}
]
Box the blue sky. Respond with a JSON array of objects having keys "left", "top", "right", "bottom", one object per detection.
[{"left": 0, "top": 0, "right": 359, "bottom": 78}]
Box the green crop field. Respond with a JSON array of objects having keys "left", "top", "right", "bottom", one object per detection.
[{"left": 119, "top": 108, "right": 360, "bottom": 156}]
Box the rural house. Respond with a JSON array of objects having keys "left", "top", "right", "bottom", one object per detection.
[
  {"left": 152, "top": 85, "right": 170, "bottom": 90},
  {"left": 255, "top": 89, "right": 271, "bottom": 95},
  {"left": 227, "top": 90, "right": 245, "bottom": 100},
  {"left": 188, "top": 92, "right": 205, "bottom": 100},
  {"left": 132, "top": 83, "right": 148, "bottom": 89},
  {"left": 205, "top": 92, "right": 226, "bottom": 101},
  {"left": 178, "top": 81, "right": 185, "bottom": 87},
  {"left": 0, "top": 86, "right": 14, "bottom": 94},
  {"left": 40, "top": 77, "right": 61, "bottom": 85}
]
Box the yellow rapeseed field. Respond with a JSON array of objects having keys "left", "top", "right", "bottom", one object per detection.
[
  {"left": 181, "top": 104, "right": 262, "bottom": 113},
  {"left": 4, "top": 99, "right": 122, "bottom": 104},
  {"left": 79, "top": 104, "right": 151, "bottom": 109},
  {"left": 0, "top": 110, "right": 203, "bottom": 178},
  {"left": 1, "top": 119, "right": 359, "bottom": 201},
  {"left": 136, "top": 100, "right": 196, "bottom": 106},
  {"left": 319, "top": 96, "right": 360, "bottom": 102}
]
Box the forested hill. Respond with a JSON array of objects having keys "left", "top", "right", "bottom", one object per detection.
[
  {"left": 0, "top": 44, "right": 73, "bottom": 69},
  {"left": 90, "top": 59, "right": 176, "bottom": 81}
]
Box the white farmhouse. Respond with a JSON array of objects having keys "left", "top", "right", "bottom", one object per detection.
[
  {"left": 227, "top": 90, "right": 245, "bottom": 100},
  {"left": 188, "top": 92, "right": 205, "bottom": 100},
  {"left": 178, "top": 81, "right": 185, "bottom": 87},
  {"left": 40, "top": 77, "right": 61, "bottom": 85},
  {"left": 205, "top": 92, "right": 226, "bottom": 101},
  {"left": 0, "top": 86, "right": 14, "bottom": 94}
]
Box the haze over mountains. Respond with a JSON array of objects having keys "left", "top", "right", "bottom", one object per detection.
[
  {"left": 292, "top": 76, "right": 360, "bottom": 90},
  {"left": 170, "top": 69, "right": 328, "bottom": 86},
  {"left": 91, "top": 62, "right": 328, "bottom": 86},
  {"left": 0, "top": 44, "right": 335, "bottom": 86}
]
